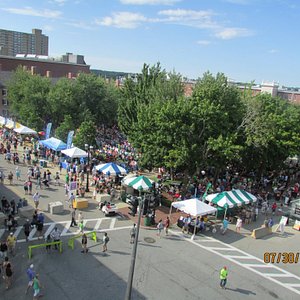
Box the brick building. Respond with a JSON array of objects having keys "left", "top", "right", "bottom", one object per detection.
[{"left": 0, "top": 53, "right": 90, "bottom": 117}]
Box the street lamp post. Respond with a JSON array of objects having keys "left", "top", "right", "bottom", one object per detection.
[{"left": 85, "top": 144, "right": 93, "bottom": 192}]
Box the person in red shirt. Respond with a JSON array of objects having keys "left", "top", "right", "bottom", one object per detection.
[{"left": 272, "top": 202, "right": 277, "bottom": 215}]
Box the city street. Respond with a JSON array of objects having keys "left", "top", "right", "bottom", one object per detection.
[{"left": 1, "top": 155, "right": 300, "bottom": 299}]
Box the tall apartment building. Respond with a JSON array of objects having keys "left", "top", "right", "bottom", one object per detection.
[{"left": 0, "top": 28, "right": 48, "bottom": 57}]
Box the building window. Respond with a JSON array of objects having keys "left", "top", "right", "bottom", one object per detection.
[
  {"left": 2, "top": 89, "right": 7, "bottom": 96},
  {"left": 2, "top": 98, "right": 8, "bottom": 105}
]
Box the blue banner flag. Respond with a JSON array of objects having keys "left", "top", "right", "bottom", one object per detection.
[
  {"left": 66, "top": 130, "right": 74, "bottom": 149},
  {"left": 45, "top": 123, "right": 52, "bottom": 139}
]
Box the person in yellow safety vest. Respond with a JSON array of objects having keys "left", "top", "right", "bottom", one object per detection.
[{"left": 220, "top": 266, "right": 228, "bottom": 289}]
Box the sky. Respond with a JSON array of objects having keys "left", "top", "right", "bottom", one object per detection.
[{"left": 0, "top": 0, "right": 299, "bottom": 87}]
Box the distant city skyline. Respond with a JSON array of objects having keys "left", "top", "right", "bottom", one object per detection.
[{"left": 0, "top": 0, "right": 299, "bottom": 86}]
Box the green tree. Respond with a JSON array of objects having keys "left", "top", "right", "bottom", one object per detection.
[
  {"left": 55, "top": 115, "right": 74, "bottom": 142},
  {"left": 240, "top": 93, "right": 300, "bottom": 173},
  {"left": 73, "top": 120, "right": 97, "bottom": 149},
  {"left": 7, "top": 67, "right": 51, "bottom": 129},
  {"left": 118, "top": 63, "right": 184, "bottom": 135}
]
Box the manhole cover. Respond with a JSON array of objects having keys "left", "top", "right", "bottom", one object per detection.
[{"left": 144, "top": 237, "right": 156, "bottom": 243}]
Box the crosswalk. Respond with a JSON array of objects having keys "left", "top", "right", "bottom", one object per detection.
[
  {"left": 0, "top": 217, "right": 130, "bottom": 243},
  {"left": 170, "top": 230, "right": 300, "bottom": 296}
]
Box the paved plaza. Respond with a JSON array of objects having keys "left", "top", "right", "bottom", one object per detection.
[{"left": 1, "top": 154, "right": 300, "bottom": 300}]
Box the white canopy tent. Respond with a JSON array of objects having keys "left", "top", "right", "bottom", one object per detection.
[
  {"left": 14, "top": 125, "right": 37, "bottom": 135},
  {"left": 171, "top": 198, "right": 217, "bottom": 239},
  {"left": 172, "top": 198, "right": 217, "bottom": 217},
  {"left": 61, "top": 147, "right": 88, "bottom": 158}
]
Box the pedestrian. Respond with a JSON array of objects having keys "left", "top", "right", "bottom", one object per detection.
[
  {"left": 222, "top": 217, "right": 229, "bottom": 235},
  {"left": 254, "top": 206, "right": 259, "bottom": 222},
  {"left": 102, "top": 232, "right": 109, "bottom": 252},
  {"left": 70, "top": 208, "right": 77, "bottom": 227},
  {"left": 0, "top": 240, "right": 8, "bottom": 258},
  {"left": 15, "top": 166, "right": 21, "bottom": 181},
  {"left": 7, "top": 171, "right": 13, "bottom": 185},
  {"left": 28, "top": 179, "right": 33, "bottom": 195},
  {"left": 157, "top": 219, "right": 164, "bottom": 238},
  {"left": 50, "top": 227, "right": 61, "bottom": 250},
  {"left": 272, "top": 202, "right": 277, "bottom": 215},
  {"left": 235, "top": 216, "right": 242, "bottom": 233},
  {"left": 219, "top": 266, "right": 228, "bottom": 289},
  {"left": 36, "top": 220, "right": 43, "bottom": 240},
  {"left": 68, "top": 192, "right": 75, "bottom": 208},
  {"left": 6, "top": 232, "right": 16, "bottom": 256},
  {"left": 33, "top": 192, "right": 40, "bottom": 209},
  {"left": 45, "top": 234, "right": 51, "bottom": 253},
  {"left": 33, "top": 274, "right": 43, "bottom": 299},
  {"left": 3, "top": 257, "right": 13, "bottom": 290},
  {"left": 23, "top": 219, "right": 31, "bottom": 242},
  {"left": 130, "top": 224, "right": 136, "bottom": 244},
  {"left": 81, "top": 233, "right": 88, "bottom": 253},
  {"left": 164, "top": 216, "right": 170, "bottom": 236},
  {"left": 25, "top": 264, "right": 35, "bottom": 294},
  {"left": 54, "top": 172, "right": 60, "bottom": 186},
  {"left": 79, "top": 220, "right": 84, "bottom": 233}
]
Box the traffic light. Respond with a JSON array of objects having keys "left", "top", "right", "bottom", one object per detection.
[{"left": 128, "top": 196, "right": 138, "bottom": 217}]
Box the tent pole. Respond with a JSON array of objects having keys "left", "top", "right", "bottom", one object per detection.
[{"left": 224, "top": 207, "right": 228, "bottom": 220}]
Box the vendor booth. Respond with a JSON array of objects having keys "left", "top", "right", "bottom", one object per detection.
[
  {"left": 171, "top": 198, "right": 217, "bottom": 239},
  {"left": 61, "top": 147, "right": 88, "bottom": 158},
  {"left": 39, "top": 137, "right": 67, "bottom": 151},
  {"left": 205, "top": 189, "right": 257, "bottom": 221},
  {"left": 14, "top": 125, "right": 37, "bottom": 135}
]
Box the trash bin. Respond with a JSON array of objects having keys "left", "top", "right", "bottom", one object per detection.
[{"left": 144, "top": 216, "right": 151, "bottom": 226}]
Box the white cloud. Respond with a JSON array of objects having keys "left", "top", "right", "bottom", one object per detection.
[
  {"left": 268, "top": 49, "right": 278, "bottom": 54},
  {"left": 96, "top": 8, "right": 253, "bottom": 41},
  {"left": 2, "top": 7, "right": 62, "bottom": 18},
  {"left": 215, "top": 27, "right": 253, "bottom": 39},
  {"left": 158, "top": 9, "right": 218, "bottom": 29},
  {"left": 120, "top": 0, "right": 181, "bottom": 5},
  {"left": 49, "top": 0, "right": 68, "bottom": 6},
  {"left": 95, "top": 12, "right": 148, "bottom": 29},
  {"left": 197, "top": 40, "right": 211, "bottom": 45}
]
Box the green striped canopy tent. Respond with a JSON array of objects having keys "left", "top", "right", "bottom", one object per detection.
[
  {"left": 205, "top": 189, "right": 257, "bottom": 209},
  {"left": 124, "top": 175, "right": 153, "bottom": 191}
]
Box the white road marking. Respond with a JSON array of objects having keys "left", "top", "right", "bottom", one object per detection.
[
  {"left": 12, "top": 218, "right": 126, "bottom": 242},
  {"left": 13, "top": 226, "right": 22, "bottom": 238},
  {"left": 61, "top": 221, "right": 71, "bottom": 235},
  {"left": 44, "top": 223, "right": 56, "bottom": 238},
  {"left": 94, "top": 219, "right": 103, "bottom": 230},
  {"left": 169, "top": 229, "right": 300, "bottom": 296},
  {"left": 109, "top": 218, "right": 116, "bottom": 229}
]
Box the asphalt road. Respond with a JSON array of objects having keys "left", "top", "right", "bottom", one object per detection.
[{"left": 1, "top": 153, "right": 300, "bottom": 300}]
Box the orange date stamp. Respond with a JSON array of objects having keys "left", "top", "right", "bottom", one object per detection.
[{"left": 263, "top": 252, "right": 299, "bottom": 264}]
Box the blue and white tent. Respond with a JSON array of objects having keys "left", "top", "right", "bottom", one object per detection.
[
  {"left": 39, "top": 137, "right": 67, "bottom": 151},
  {"left": 96, "top": 162, "right": 128, "bottom": 176}
]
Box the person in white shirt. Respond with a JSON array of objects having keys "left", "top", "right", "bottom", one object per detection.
[{"left": 33, "top": 192, "right": 40, "bottom": 209}]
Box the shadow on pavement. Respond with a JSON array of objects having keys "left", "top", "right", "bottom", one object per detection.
[{"left": 226, "top": 287, "right": 257, "bottom": 295}]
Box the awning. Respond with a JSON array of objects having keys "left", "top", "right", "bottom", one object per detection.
[
  {"left": 14, "top": 125, "right": 37, "bottom": 135},
  {"left": 205, "top": 190, "right": 257, "bottom": 209},
  {"left": 61, "top": 147, "right": 88, "bottom": 158},
  {"left": 172, "top": 198, "right": 217, "bottom": 217},
  {"left": 39, "top": 137, "right": 67, "bottom": 151}
]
